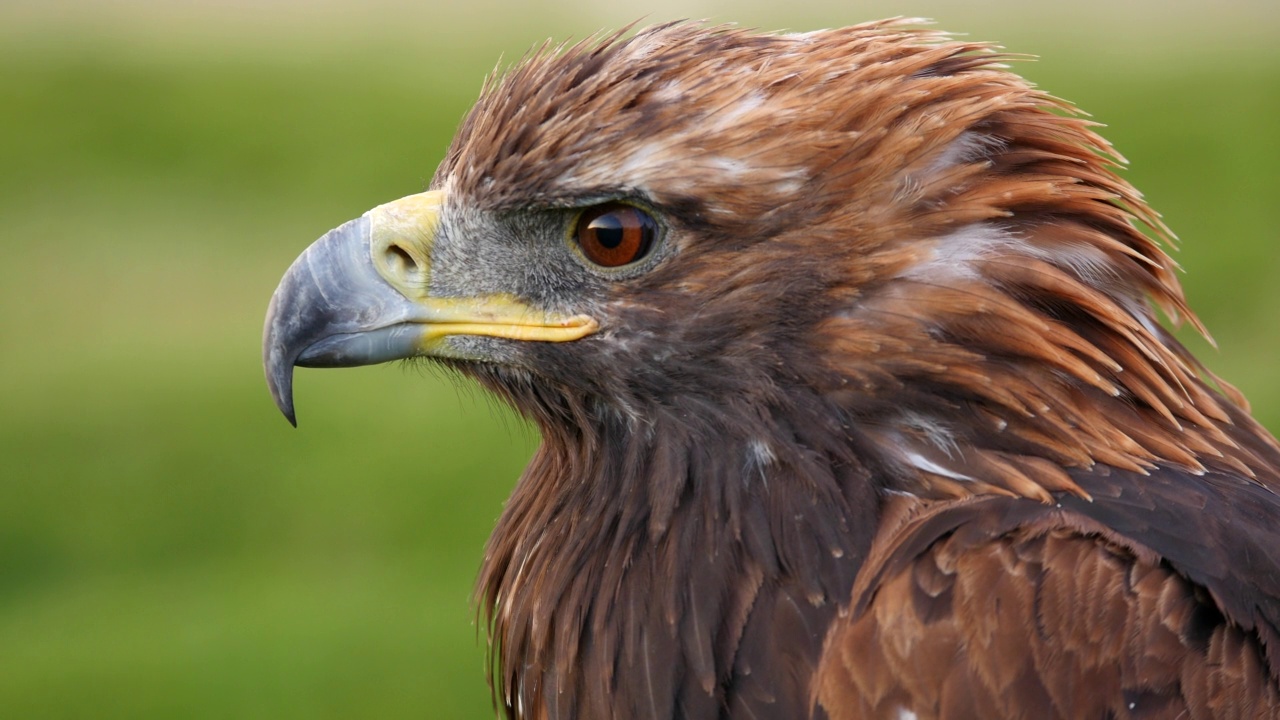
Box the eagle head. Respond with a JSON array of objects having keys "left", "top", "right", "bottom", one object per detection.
[{"left": 262, "top": 19, "right": 1280, "bottom": 720}]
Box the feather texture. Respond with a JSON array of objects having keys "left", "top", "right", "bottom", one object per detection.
[
  {"left": 421, "top": 19, "right": 1280, "bottom": 720},
  {"left": 818, "top": 468, "right": 1280, "bottom": 718}
]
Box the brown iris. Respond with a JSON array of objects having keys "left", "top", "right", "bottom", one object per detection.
[{"left": 574, "top": 203, "right": 658, "bottom": 268}]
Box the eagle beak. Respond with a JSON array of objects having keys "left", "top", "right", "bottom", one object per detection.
[{"left": 262, "top": 190, "right": 598, "bottom": 426}]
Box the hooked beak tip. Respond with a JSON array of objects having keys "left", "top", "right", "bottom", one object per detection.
[
  {"left": 265, "top": 347, "right": 300, "bottom": 427},
  {"left": 264, "top": 289, "right": 300, "bottom": 427}
]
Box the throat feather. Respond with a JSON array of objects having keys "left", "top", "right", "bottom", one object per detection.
[{"left": 476, "top": 413, "right": 877, "bottom": 720}]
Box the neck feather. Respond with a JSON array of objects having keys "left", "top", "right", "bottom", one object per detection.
[{"left": 475, "top": 390, "right": 879, "bottom": 720}]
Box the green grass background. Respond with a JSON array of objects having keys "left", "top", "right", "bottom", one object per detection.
[{"left": 1, "top": 1, "right": 1276, "bottom": 717}]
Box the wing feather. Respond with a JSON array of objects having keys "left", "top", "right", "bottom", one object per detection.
[{"left": 818, "top": 467, "right": 1280, "bottom": 719}]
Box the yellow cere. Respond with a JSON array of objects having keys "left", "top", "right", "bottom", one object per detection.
[{"left": 368, "top": 190, "right": 445, "bottom": 297}]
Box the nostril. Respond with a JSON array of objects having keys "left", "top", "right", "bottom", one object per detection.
[{"left": 384, "top": 244, "right": 418, "bottom": 278}]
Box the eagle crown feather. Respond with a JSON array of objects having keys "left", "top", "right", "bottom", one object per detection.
[
  {"left": 428, "top": 19, "right": 1280, "bottom": 719},
  {"left": 441, "top": 19, "right": 1278, "bottom": 503}
]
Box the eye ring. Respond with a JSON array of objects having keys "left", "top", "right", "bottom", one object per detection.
[{"left": 573, "top": 202, "right": 660, "bottom": 269}]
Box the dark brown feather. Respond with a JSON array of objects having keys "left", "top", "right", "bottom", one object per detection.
[
  {"left": 425, "top": 19, "right": 1280, "bottom": 720},
  {"left": 817, "top": 469, "right": 1280, "bottom": 718}
]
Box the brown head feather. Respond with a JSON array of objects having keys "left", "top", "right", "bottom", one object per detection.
[
  {"left": 441, "top": 19, "right": 1277, "bottom": 501},
  {"left": 427, "top": 19, "right": 1280, "bottom": 719}
]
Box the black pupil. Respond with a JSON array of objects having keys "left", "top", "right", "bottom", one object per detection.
[{"left": 591, "top": 214, "right": 626, "bottom": 249}]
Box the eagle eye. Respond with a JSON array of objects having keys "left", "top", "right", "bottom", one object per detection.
[{"left": 573, "top": 203, "right": 658, "bottom": 269}]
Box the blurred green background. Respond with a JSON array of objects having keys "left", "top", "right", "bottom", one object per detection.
[{"left": 1, "top": 1, "right": 1276, "bottom": 717}]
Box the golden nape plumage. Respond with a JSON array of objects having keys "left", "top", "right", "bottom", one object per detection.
[{"left": 263, "top": 19, "right": 1280, "bottom": 719}]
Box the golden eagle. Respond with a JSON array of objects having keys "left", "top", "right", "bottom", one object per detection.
[{"left": 263, "top": 20, "right": 1280, "bottom": 720}]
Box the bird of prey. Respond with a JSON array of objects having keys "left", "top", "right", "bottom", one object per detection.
[{"left": 262, "top": 19, "right": 1280, "bottom": 720}]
